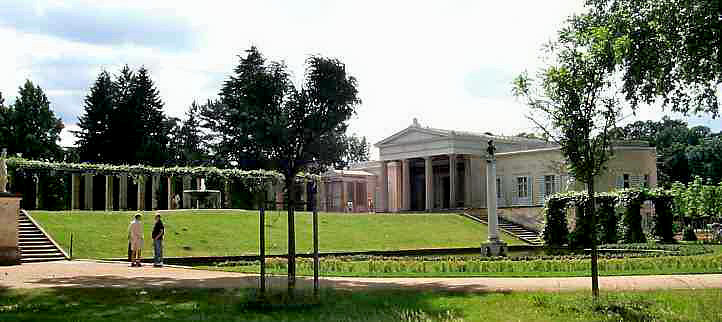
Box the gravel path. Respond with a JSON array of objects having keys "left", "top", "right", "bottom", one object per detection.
[{"left": 1, "top": 260, "right": 721, "bottom": 292}]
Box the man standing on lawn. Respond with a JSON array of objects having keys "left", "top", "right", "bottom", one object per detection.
[
  {"left": 152, "top": 213, "right": 165, "bottom": 267},
  {"left": 128, "top": 214, "right": 144, "bottom": 267}
]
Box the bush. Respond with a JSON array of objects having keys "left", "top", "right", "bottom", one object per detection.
[
  {"left": 569, "top": 204, "right": 594, "bottom": 249},
  {"left": 597, "top": 196, "right": 618, "bottom": 244},
  {"left": 652, "top": 195, "right": 675, "bottom": 243},
  {"left": 682, "top": 226, "right": 697, "bottom": 241},
  {"left": 622, "top": 200, "right": 646, "bottom": 243},
  {"left": 542, "top": 198, "right": 569, "bottom": 247}
]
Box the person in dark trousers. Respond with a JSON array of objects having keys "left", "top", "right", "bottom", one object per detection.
[{"left": 152, "top": 213, "right": 165, "bottom": 267}]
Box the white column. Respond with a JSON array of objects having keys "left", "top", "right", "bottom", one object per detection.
[
  {"left": 182, "top": 176, "right": 192, "bottom": 209},
  {"left": 449, "top": 154, "right": 457, "bottom": 209},
  {"left": 137, "top": 175, "right": 146, "bottom": 211},
  {"left": 425, "top": 157, "right": 433, "bottom": 211},
  {"left": 402, "top": 159, "right": 411, "bottom": 211},
  {"left": 167, "top": 177, "right": 175, "bottom": 210},
  {"left": 379, "top": 161, "right": 388, "bottom": 212},
  {"left": 486, "top": 159, "right": 499, "bottom": 242}
]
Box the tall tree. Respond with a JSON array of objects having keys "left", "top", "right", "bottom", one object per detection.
[
  {"left": 514, "top": 17, "right": 622, "bottom": 297},
  {"left": 207, "top": 47, "right": 360, "bottom": 293},
  {"left": 132, "top": 67, "right": 169, "bottom": 165},
  {"left": 169, "top": 102, "right": 207, "bottom": 165},
  {"left": 75, "top": 71, "right": 115, "bottom": 163},
  {"left": 3, "top": 80, "right": 64, "bottom": 160},
  {"left": 580, "top": 0, "right": 721, "bottom": 116},
  {"left": 337, "top": 134, "right": 370, "bottom": 169}
]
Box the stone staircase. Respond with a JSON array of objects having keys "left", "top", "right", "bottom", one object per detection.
[
  {"left": 461, "top": 211, "right": 544, "bottom": 245},
  {"left": 18, "top": 210, "right": 68, "bottom": 263}
]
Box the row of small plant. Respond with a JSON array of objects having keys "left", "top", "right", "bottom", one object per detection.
[{"left": 214, "top": 254, "right": 721, "bottom": 275}]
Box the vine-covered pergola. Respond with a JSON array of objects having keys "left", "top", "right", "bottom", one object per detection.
[
  {"left": 6, "top": 158, "right": 319, "bottom": 211},
  {"left": 543, "top": 188, "right": 675, "bottom": 248}
]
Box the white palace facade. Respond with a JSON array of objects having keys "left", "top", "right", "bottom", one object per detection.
[{"left": 319, "top": 119, "right": 657, "bottom": 228}]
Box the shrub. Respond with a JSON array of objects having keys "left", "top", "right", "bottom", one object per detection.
[
  {"left": 569, "top": 204, "right": 594, "bottom": 249},
  {"left": 682, "top": 226, "right": 697, "bottom": 241},
  {"left": 652, "top": 194, "right": 675, "bottom": 243},
  {"left": 597, "top": 196, "right": 618, "bottom": 244},
  {"left": 542, "top": 198, "right": 569, "bottom": 247},
  {"left": 622, "top": 199, "right": 646, "bottom": 244}
]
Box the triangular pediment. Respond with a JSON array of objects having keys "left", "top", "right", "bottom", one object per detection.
[{"left": 375, "top": 127, "right": 448, "bottom": 146}]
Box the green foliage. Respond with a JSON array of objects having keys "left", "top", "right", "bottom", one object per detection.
[
  {"left": 167, "top": 102, "right": 208, "bottom": 166},
  {"left": 621, "top": 199, "right": 646, "bottom": 244},
  {"left": 683, "top": 226, "right": 698, "bottom": 241},
  {"left": 5, "top": 157, "right": 324, "bottom": 192},
  {"left": 0, "top": 80, "right": 63, "bottom": 161},
  {"left": 580, "top": 0, "right": 721, "bottom": 116},
  {"left": 542, "top": 198, "right": 569, "bottom": 247},
  {"left": 652, "top": 193, "right": 675, "bottom": 243},
  {"left": 76, "top": 66, "right": 172, "bottom": 166},
  {"left": 597, "top": 196, "right": 618, "bottom": 244},
  {"left": 668, "top": 177, "right": 722, "bottom": 225},
  {"left": 569, "top": 205, "right": 594, "bottom": 249}
]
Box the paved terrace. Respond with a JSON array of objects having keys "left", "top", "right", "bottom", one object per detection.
[{"left": 1, "top": 261, "right": 721, "bottom": 292}]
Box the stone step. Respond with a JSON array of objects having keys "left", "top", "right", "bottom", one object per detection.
[
  {"left": 19, "top": 244, "right": 58, "bottom": 250},
  {"left": 21, "top": 257, "right": 67, "bottom": 263},
  {"left": 20, "top": 248, "right": 64, "bottom": 254}
]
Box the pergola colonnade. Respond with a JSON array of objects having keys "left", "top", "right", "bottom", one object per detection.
[{"left": 7, "top": 158, "right": 320, "bottom": 212}]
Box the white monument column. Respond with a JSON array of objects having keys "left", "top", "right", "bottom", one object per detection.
[
  {"left": 182, "top": 176, "right": 192, "bottom": 209},
  {"left": 424, "top": 156, "right": 433, "bottom": 211},
  {"left": 379, "top": 161, "right": 388, "bottom": 212},
  {"left": 137, "top": 176, "right": 146, "bottom": 211},
  {"left": 167, "top": 176, "right": 175, "bottom": 210},
  {"left": 71, "top": 174, "right": 81, "bottom": 210},
  {"left": 486, "top": 159, "right": 499, "bottom": 242},
  {"left": 483, "top": 141, "right": 506, "bottom": 256},
  {"left": 402, "top": 159, "right": 411, "bottom": 211},
  {"left": 151, "top": 175, "right": 160, "bottom": 210},
  {"left": 449, "top": 154, "right": 457, "bottom": 209}
]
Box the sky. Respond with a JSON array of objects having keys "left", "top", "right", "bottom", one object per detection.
[{"left": 1, "top": 0, "right": 720, "bottom": 159}]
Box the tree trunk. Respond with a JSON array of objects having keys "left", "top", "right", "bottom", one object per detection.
[
  {"left": 587, "top": 178, "right": 599, "bottom": 298},
  {"left": 285, "top": 178, "right": 296, "bottom": 295}
]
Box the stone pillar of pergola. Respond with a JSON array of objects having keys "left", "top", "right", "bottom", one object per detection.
[
  {"left": 105, "top": 175, "right": 114, "bottom": 211},
  {"left": 223, "top": 179, "right": 232, "bottom": 209},
  {"left": 167, "top": 176, "right": 175, "bottom": 210},
  {"left": 151, "top": 175, "right": 160, "bottom": 210},
  {"left": 182, "top": 176, "right": 192, "bottom": 209},
  {"left": 71, "top": 174, "right": 81, "bottom": 210},
  {"left": 84, "top": 174, "right": 93, "bottom": 210},
  {"left": 137, "top": 176, "right": 146, "bottom": 211},
  {"left": 119, "top": 175, "right": 128, "bottom": 210}
]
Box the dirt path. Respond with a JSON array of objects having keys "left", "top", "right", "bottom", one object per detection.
[{"left": 1, "top": 260, "right": 721, "bottom": 292}]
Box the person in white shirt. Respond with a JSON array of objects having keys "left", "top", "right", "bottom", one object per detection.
[{"left": 128, "top": 214, "right": 144, "bottom": 267}]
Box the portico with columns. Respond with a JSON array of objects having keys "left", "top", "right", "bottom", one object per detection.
[{"left": 371, "top": 119, "right": 555, "bottom": 212}]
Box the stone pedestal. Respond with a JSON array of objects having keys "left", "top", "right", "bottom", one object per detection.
[
  {"left": 483, "top": 157, "right": 507, "bottom": 256},
  {"left": 0, "top": 193, "right": 22, "bottom": 265}
]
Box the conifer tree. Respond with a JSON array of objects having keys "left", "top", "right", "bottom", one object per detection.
[{"left": 75, "top": 71, "right": 114, "bottom": 162}]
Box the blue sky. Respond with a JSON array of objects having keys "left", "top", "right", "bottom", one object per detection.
[{"left": 1, "top": 0, "right": 719, "bottom": 155}]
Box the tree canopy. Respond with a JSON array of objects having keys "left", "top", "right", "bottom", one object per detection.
[
  {"left": 75, "top": 66, "right": 171, "bottom": 166},
  {"left": 577, "top": 0, "right": 721, "bottom": 116},
  {"left": 0, "top": 80, "right": 64, "bottom": 160}
]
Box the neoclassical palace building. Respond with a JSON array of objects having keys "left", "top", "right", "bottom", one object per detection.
[{"left": 320, "top": 119, "right": 657, "bottom": 226}]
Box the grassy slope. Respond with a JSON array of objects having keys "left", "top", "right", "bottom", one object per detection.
[
  {"left": 1, "top": 288, "right": 720, "bottom": 321},
  {"left": 30, "top": 210, "right": 523, "bottom": 259}
]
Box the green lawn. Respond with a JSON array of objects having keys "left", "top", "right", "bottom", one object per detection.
[
  {"left": 30, "top": 210, "right": 523, "bottom": 259},
  {"left": 1, "top": 287, "right": 720, "bottom": 321}
]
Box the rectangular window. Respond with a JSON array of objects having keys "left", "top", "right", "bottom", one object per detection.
[
  {"left": 623, "top": 174, "right": 630, "bottom": 188},
  {"left": 517, "top": 176, "right": 528, "bottom": 198},
  {"left": 496, "top": 177, "right": 502, "bottom": 199},
  {"left": 544, "top": 175, "right": 556, "bottom": 197}
]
